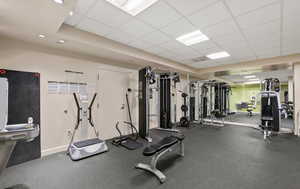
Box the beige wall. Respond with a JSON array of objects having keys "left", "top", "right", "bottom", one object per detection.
[{"left": 0, "top": 40, "right": 139, "bottom": 156}]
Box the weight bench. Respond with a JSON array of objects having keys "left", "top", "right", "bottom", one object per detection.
[{"left": 135, "top": 134, "right": 184, "bottom": 183}]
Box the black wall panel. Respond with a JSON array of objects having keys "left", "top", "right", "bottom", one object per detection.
[{"left": 0, "top": 69, "right": 41, "bottom": 166}]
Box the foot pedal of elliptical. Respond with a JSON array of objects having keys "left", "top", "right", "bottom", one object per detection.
[{"left": 120, "top": 139, "right": 143, "bottom": 150}]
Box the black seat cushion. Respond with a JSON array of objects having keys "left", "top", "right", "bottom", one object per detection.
[
  {"left": 143, "top": 135, "right": 184, "bottom": 156},
  {"left": 172, "top": 133, "right": 185, "bottom": 141}
]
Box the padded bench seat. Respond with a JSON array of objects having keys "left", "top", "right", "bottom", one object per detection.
[
  {"left": 136, "top": 133, "right": 185, "bottom": 183},
  {"left": 143, "top": 134, "right": 184, "bottom": 156}
]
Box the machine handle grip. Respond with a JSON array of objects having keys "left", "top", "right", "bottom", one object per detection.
[
  {"left": 88, "top": 93, "right": 97, "bottom": 128},
  {"left": 10, "top": 134, "right": 27, "bottom": 141}
]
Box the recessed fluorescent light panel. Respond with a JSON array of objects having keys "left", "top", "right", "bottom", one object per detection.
[
  {"left": 105, "top": 0, "right": 159, "bottom": 16},
  {"left": 57, "top": 39, "right": 65, "bottom": 44},
  {"left": 248, "top": 78, "right": 260, "bottom": 81},
  {"left": 206, "top": 51, "right": 230, "bottom": 60},
  {"left": 244, "top": 81, "right": 260, "bottom": 85},
  {"left": 53, "top": 0, "right": 64, "bottom": 4},
  {"left": 244, "top": 75, "right": 256, "bottom": 79},
  {"left": 176, "top": 30, "right": 209, "bottom": 46}
]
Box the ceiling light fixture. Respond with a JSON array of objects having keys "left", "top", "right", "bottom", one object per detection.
[
  {"left": 248, "top": 78, "right": 260, "bottom": 81},
  {"left": 176, "top": 30, "right": 209, "bottom": 46},
  {"left": 38, "top": 34, "right": 46, "bottom": 39},
  {"left": 105, "top": 0, "right": 159, "bottom": 16},
  {"left": 57, "top": 39, "right": 65, "bottom": 44},
  {"left": 244, "top": 75, "right": 256, "bottom": 79},
  {"left": 53, "top": 0, "right": 64, "bottom": 4},
  {"left": 244, "top": 81, "right": 260, "bottom": 85},
  {"left": 206, "top": 51, "right": 230, "bottom": 60}
]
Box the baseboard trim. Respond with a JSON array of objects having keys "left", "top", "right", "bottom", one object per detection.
[{"left": 41, "top": 145, "right": 68, "bottom": 157}]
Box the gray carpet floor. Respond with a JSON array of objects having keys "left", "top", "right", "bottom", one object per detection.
[{"left": 1, "top": 125, "right": 300, "bottom": 189}]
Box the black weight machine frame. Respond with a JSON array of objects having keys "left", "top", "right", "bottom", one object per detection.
[{"left": 112, "top": 89, "right": 143, "bottom": 150}]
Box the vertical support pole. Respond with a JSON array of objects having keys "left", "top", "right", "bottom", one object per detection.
[{"left": 293, "top": 63, "right": 300, "bottom": 136}]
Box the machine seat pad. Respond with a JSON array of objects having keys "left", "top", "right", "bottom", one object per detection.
[
  {"left": 73, "top": 138, "right": 104, "bottom": 148},
  {"left": 143, "top": 135, "right": 184, "bottom": 156},
  {"left": 262, "top": 116, "right": 274, "bottom": 121}
]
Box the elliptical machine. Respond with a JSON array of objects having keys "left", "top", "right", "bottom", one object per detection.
[
  {"left": 67, "top": 93, "right": 108, "bottom": 161},
  {"left": 260, "top": 78, "right": 281, "bottom": 140}
]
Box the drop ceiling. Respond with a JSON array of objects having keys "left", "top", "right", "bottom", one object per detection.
[{"left": 65, "top": 0, "right": 300, "bottom": 69}]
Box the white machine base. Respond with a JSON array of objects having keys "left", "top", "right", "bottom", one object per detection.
[{"left": 68, "top": 138, "right": 108, "bottom": 161}]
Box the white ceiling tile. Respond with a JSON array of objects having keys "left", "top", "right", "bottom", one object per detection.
[
  {"left": 191, "top": 41, "right": 221, "bottom": 54},
  {"left": 227, "top": 47, "right": 256, "bottom": 60},
  {"left": 234, "top": 56, "right": 257, "bottom": 63},
  {"left": 190, "top": 60, "right": 218, "bottom": 68},
  {"left": 213, "top": 33, "right": 246, "bottom": 49},
  {"left": 282, "top": 47, "right": 300, "bottom": 56},
  {"left": 140, "top": 30, "right": 171, "bottom": 45},
  {"left": 283, "top": 0, "right": 300, "bottom": 41},
  {"left": 282, "top": 37, "right": 300, "bottom": 53},
  {"left": 137, "top": 1, "right": 182, "bottom": 28},
  {"left": 214, "top": 58, "right": 235, "bottom": 66},
  {"left": 128, "top": 38, "right": 154, "bottom": 50},
  {"left": 243, "top": 19, "right": 280, "bottom": 39},
  {"left": 236, "top": 3, "right": 281, "bottom": 30},
  {"left": 105, "top": 31, "right": 135, "bottom": 44},
  {"left": 248, "top": 33, "right": 280, "bottom": 51},
  {"left": 119, "top": 19, "right": 155, "bottom": 38},
  {"left": 283, "top": 0, "right": 300, "bottom": 15},
  {"left": 74, "top": 0, "right": 97, "bottom": 14},
  {"left": 64, "top": 13, "right": 83, "bottom": 26},
  {"left": 87, "top": 0, "right": 133, "bottom": 28},
  {"left": 188, "top": 2, "right": 231, "bottom": 29},
  {"left": 256, "top": 47, "right": 281, "bottom": 59},
  {"left": 161, "top": 18, "right": 197, "bottom": 38},
  {"left": 283, "top": 23, "right": 300, "bottom": 39},
  {"left": 202, "top": 19, "right": 240, "bottom": 38},
  {"left": 158, "top": 50, "right": 178, "bottom": 59},
  {"left": 164, "top": 0, "right": 219, "bottom": 16},
  {"left": 76, "top": 18, "right": 114, "bottom": 37},
  {"left": 181, "top": 59, "right": 196, "bottom": 65},
  {"left": 144, "top": 46, "right": 169, "bottom": 55},
  {"left": 225, "top": 0, "right": 278, "bottom": 16},
  {"left": 170, "top": 47, "right": 201, "bottom": 58},
  {"left": 158, "top": 40, "right": 189, "bottom": 51}
]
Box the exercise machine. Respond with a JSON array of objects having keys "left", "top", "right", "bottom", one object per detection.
[
  {"left": 68, "top": 93, "right": 108, "bottom": 161},
  {"left": 138, "top": 66, "right": 155, "bottom": 141},
  {"left": 198, "top": 81, "right": 231, "bottom": 127},
  {"left": 112, "top": 89, "right": 143, "bottom": 150},
  {"left": 246, "top": 96, "right": 257, "bottom": 117},
  {"left": 260, "top": 78, "right": 281, "bottom": 140},
  {"left": 138, "top": 67, "right": 180, "bottom": 140},
  {"left": 159, "top": 73, "right": 180, "bottom": 129},
  {"left": 136, "top": 67, "right": 185, "bottom": 183},
  {"left": 0, "top": 78, "right": 39, "bottom": 188}
]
